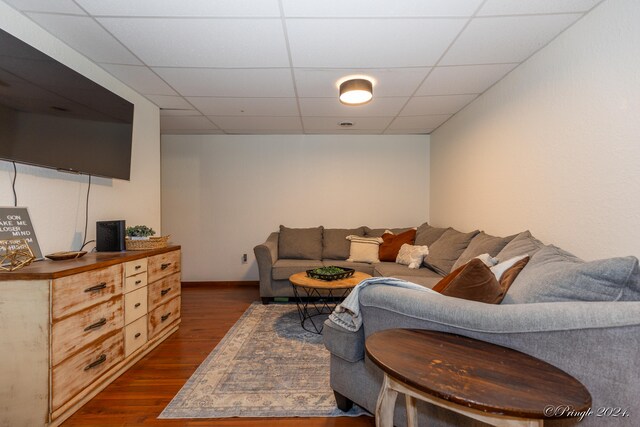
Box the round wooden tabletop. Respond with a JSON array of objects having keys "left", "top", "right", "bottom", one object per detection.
[
  {"left": 366, "top": 329, "right": 592, "bottom": 419},
  {"left": 289, "top": 271, "right": 371, "bottom": 290}
]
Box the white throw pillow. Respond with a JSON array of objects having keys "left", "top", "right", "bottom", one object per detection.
[
  {"left": 396, "top": 244, "right": 430, "bottom": 269},
  {"left": 491, "top": 255, "right": 528, "bottom": 281},
  {"left": 346, "top": 235, "right": 384, "bottom": 264},
  {"left": 475, "top": 253, "right": 499, "bottom": 267}
]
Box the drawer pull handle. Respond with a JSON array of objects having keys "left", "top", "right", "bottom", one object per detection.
[
  {"left": 135, "top": 332, "right": 141, "bottom": 339},
  {"left": 161, "top": 263, "right": 171, "bottom": 270},
  {"left": 134, "top": 302, "right": 141, "bottom": 308},
  {"left": 84, "top": 354, "right": 107, "bottom": 371},
  {"left": 161, "top": 312, "right": 171, "bottom": 322},
  {"left": 84, "top": 318, "right": 107, "bottom": 331},
  {"left": 160, "top": 287, "right": 172, "bottom": 296},
  {"left": 135, "top": 280, "right": 142, "bottom": 285},
  {"left": 84, "top": 282, "right": 107, "bottom": 293},
  {"left": 135, "top": 265, "right": 142, "bottom": 270}
]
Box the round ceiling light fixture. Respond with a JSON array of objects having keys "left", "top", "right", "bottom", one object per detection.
[{"left": 339, "top": 78, "right": 373, "bottom": 106}]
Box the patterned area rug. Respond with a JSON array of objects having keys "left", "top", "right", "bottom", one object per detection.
[{"left": 159, "top": 302, "right": 369, "bottom": 418}]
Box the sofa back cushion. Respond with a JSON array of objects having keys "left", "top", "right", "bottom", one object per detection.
[
  {"left": 495, "top": 230, "right": 544, "bottom": 262},
  {"left": 364, "top": 226, "right": 413, "bottom": 237},
  {"left": 423, "top": 229, "right": 480, "bottom": 275},
  {"left": 414, "top": 222, "right": 449, "bottom": 247},
  {"left": 322, "top": 227, "right": 365, "bottom": 260},
  {"left": 278, "top": 225, "right": 323, "bottom": 260},
  {"left": 502, "top": 245, "right": 640, "bottom": 304},
  {"left": 452, "top": 232, "right": 516, "bottom": 271},
  {"left": 379, "top": 229, "right": 416, "bottom": 262}
]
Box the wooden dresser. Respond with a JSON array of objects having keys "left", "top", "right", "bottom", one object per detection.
[{"left": 0, "top": 246, "right": 181, "bottom": 427}]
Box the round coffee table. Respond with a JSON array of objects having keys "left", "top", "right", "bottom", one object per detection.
[
  {"left": 366, "top": 329, "right": 592, "bottom": 427},
  {"left": 289, "top": 271, "right": 370, "bottom": 334}
]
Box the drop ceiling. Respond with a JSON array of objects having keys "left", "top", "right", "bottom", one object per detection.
[{"left": 2, "top": 0, "right": 603, "bottom": 135}]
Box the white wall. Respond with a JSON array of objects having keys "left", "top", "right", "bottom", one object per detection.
[
  {"left": 0, "top": 2, "right": 161, "bottom": 255},
  {"left": 430, "top": 0, "right": 640, "bottom": 260},
  {"left": 162, "top": 134, "right": 429, "bottom": 281}
]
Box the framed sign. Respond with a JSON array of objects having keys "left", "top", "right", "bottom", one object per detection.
[{"left": 0, "top": 207, "right": 43, "bottom": 260}]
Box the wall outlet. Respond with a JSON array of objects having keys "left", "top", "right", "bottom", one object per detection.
[{"left": 242, "top": 253, "right": 248, "bottom": 264}]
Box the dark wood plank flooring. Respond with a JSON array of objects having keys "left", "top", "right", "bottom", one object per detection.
[{"left": 63, "top": 284, "right": 374, "bottom": 427}]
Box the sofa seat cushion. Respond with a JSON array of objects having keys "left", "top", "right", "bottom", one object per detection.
[
  {"left": 272, "top": 259, "right": 323, "bottom": 281},
  {"left": 322, "top": 227, "right": 365, "bottom": 260},
  {"left": 322, "top": 260, "right": 375, "bottom": 276},
  {"left": 452, "top": 232, "right": 516, "bottom": 271},
  {"left": 278, "top": 225, "right": 323, "bottom": 260},
  {"left": 393, "top": 275, "right": 442, "bottom": 289},
  {"left": 423, "top": 228, "right": 480, "bottom": 275},
  {"left": 374, "top": 262, "right": 443, "bottom": 279}
]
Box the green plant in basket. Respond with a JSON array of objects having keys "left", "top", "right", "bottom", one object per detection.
[
  {"left": 311, "top": 266, "right": 346, "bottom": 275},
  {"left": 126, "top": 225, "right": 156, "bottom": 239}
]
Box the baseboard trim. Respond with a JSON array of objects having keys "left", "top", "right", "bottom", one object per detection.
[{"left": 182, "top": 281, "right": 259, "bottom": 287}]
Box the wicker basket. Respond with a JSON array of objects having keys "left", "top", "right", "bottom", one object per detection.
[{"left": 125, "top": 235, "right": 170, "bottom": 251}]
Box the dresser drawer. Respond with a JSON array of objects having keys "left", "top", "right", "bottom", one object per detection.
[
  {"left": 148, "top": 250, "right": 180, "bottom": 283},
  {"left": 124, "top": 286, "right": 148, "bottom": 325},
  {"left": 51, "top": 332, "right": 124, "bottom": 411},
  {"left": 148, "top": 296, "right": 181, "bottom": 340},
  {"left": 124, "top": 315, "right": 148, "bottom": 357},
  {"left": 124, "top": 272, "right": 148, "bottom": 294},
  {"left": 125, "top": 258, "right": 148, "bottom": 278},
  {"left": 148, "top": 272, "right": 181, "bottom": 311},
  {"left": 51, "top": 297, "right": 123, "bottom": 366},
  {"left": 52, "top": 264, "right": 123, "bottom": 320}
]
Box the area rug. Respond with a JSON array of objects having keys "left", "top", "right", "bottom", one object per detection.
[{"left": 159, "top": 302, "right": 369, "bottom": 418}]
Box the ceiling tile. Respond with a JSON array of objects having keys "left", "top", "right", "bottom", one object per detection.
[
  {"left": 282, "top": 0, "right": 483, "bottom": 17},
  {"left": 187, "top": 97, "right": 299, "bottom": 116},
  {"left": 294, "top": 68, "right": 430, "bottom": 98},
  {"left": 160, "top": 109, "right": 199, "bottom": 116},
  {"left": 212, "top": 116, "right": 302, "bottom": 132},
  {"left": 153, "top": 68, "right": 295, "bottom": 97},
  {"left": 145, "top": 95, "right": 193, "bottom": 109},
  {"left": 160, "top": 116, "right": 219, "bottom": 130},
  {"left": 479, "top": 0, "right": 600, "bottom": 16},
  {"left": 303, "top": 116, "right": 393, "bottom": 131},
  {"left": 383, "top": 129, "right": 432, "bottom": 135},
  {"left": 387, "top": 115, "right": 452, "bottom": 130},
  {"left": 25, "top": 13, "right": 142, "bottom": 65},
  {"left": 99, "top": 64, "right": 177, "bottom": 95},
  {"left": 4, "top": 0, "right": 86, "bottom": 14},
  {"left": 299, "top": 97, "right": 408, "bottom": 117},
  {"left": 162, "top": 129, "right": 225, "bottom": 135},
  {"left": 416, "top": 64, "right": 517, "bottom": 96},
  {"left": 76, "top": 0, "right": 281, "bottom": 17},
  {"left": 306, "top": 129, "right": 383, "bottom": 135},
  {"left": 286, "top": 18, "right": 466, "bottom": 68},
  {"left": 98, "top": 18, "right": 289, "bottom": 67},
  {"left": 401, "top": 94, "right": 476, "bottom": 115},
  {"left": 441, "top": 14, "right": 582, "bottom": 65}
]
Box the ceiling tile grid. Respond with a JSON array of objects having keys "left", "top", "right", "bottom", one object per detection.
[{"left": 1, "top": 0, "right": 604, "bottom": 134}]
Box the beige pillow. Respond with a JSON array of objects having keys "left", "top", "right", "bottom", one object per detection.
[
  {"left": 396, "top": 244, "right": 429, "bottom": 269},
  {"left": 346, "top": 235, "right": 383, "bottom": 263}
]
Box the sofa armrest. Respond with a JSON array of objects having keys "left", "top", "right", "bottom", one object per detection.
[{"left": 253, "top": 232, "right": 279, "bottom": 298}]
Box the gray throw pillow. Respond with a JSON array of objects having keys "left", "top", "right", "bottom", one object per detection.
[
  {"left": 322, "top": 227, "right": 365, "bottom": 260},
  {"left": 502, "top": 245, "right": 640, "bottom": 304},
  {"left": 452, "top": 232, "right": 517, "bottom": 270},
  {"left": 278, "top": 225, "right": 324, "bottom": 260},
  {"left": 414, "top": 222, "right": 450, "bottom": 247},
  {"left": 495, "top": 230, "right": 543, "bottom": 262},
  {"left": 423, "top": 229, "right": 480, "bottom": 275}
]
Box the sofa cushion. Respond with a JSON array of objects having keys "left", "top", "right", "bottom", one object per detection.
[
  {"left": 346, "top": 235, "right": 383, "bottom": 263},
  {"left": 278, "top": 225, "right": 323, "bottom": 260},
  {"left": 272, "top": 259, "right": 324, "bottom": 281},
  {"left": 374, "top": 262, "right": 443, "bottom": 280},
  {"left": 379, "top": 229, "right": 416, "bottom": 262},
  {"left": 364, "top": 226, "right": 413, "bottom": 237},
  {"left": 495, "top": 230, "right": 543, "bottom": 262},
  {"left": 322, "top": 260, "right": 375, "bottom": 276},
  {"left": 322, "top": 227, "right": 365, "bottom": 260},
  {"left": 451, "top": 232, "right": 516, "bottom": 271},
  {"left": 414, "top": 222, "right": 449, "bottom": 247},
  {"left": 502, "top": 245, "right": 640, "bottom": 304},
  {"left": 423, "top": 229, "right": 480, "bottom": 275},
  {"left": 396, "top": 244, "right": 430, "bottom": 269}
]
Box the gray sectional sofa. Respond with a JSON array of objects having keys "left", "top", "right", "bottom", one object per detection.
[{"left": 255, "top": 223, "right": 640, "bottom": 426}]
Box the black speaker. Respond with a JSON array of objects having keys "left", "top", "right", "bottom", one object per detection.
[{"left": 96, "top": 220, "right": 126, "bottom": 252}]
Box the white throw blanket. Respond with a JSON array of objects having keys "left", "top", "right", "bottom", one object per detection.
[{"left": 329, "top": 277, "right": 437, "bottom": 332}]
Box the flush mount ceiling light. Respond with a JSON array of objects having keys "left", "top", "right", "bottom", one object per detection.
[{"left": 339, "top": 78, "right": 373, "bottom": 105}]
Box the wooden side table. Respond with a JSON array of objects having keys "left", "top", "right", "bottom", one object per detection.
[{"left": 366, "top": 329, "right": 591, "bottom": 427}]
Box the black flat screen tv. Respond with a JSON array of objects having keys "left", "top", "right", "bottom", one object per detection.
[{"left": 0, "top": 28, "right": 134, "bottom": 180}]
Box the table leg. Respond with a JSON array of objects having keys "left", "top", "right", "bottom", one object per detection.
[
  {"left": 406, "top": 394, "right": 418, "bottom": 427},
  {"left": 376, "top": 374, "right": 398, "bottom": 427}
]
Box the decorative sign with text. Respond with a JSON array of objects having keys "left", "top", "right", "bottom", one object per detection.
[{"left": 0, "top": 207, "right": 43, "bottom": 260}]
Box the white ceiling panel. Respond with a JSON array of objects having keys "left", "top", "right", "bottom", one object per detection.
[
  {"left": 299, "top": 97, "right": 408, "bottom": 117},
  {"left": 187, "top": 97, "right": 299, "bottom": 116},
  {"left": 99, "top": 64, "right": 177, "bottom": 95},
  {"left": 160, "top": 109, "right": 200, "bottom": 116},
  {"left": 384, "top": 129, "right": 433, "bottom": 135},
  {"left": 479, "top": 0, "right": 601, "bottom": 16},
  {"left": 76, "top": 0, "right": 281, "bottom": 17},
  {"left": 282, "top": 0, "right": 483, "bottom": 17},
  {"left": 98, "top": 18, "right": 290, "bottom": 67},
  {"left": 212, "top": 116, "right": 302, "bottom": 131},
  {"left": 145, "top": 95, "right": 193, "bottom": 110},
  {"left": 303, "top": 116, "right": 393, "bottom": 131},
  {"left": 387, "top": 115, "right": 452, "bottom": 130},
  {"left": 4, "top": 0, "right": 86, "bottom": 14},
  {"left": 307, "top": 129, "right": 383, "bottom": 135},
  {"left": 25, "top": 13, "right": 142, "bottom": 65},
  {"left": 294, "top": 68, "right": 430, "bottom": 98},
  {"left": 162, "top": 129, "right": 225, "bottom": 135},
  {"left": 416, "top": 64, "right": 517, "bottom": 96},
  {"left": 160, "top": 116, "right": 219, "bottom": 130},
  {"left": 153, "top": 68, "right": 295, "bottom": 97},
  {"left": 401, "top": 94, "right": 477, "bottom": 116},
  {"left": 286, "top": 18, "right": 466, "bottom": 68},
  {"left": 441, "top": 14, "right": 582, "bottom": 65}
]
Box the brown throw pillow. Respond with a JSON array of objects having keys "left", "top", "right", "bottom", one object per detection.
[{"left": 379, "top": 229, "right": 416, "bottom": 262}]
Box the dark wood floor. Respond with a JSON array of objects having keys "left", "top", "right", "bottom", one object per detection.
[{"left": 63, "top": 284, "right": 374, "bottom": 427}]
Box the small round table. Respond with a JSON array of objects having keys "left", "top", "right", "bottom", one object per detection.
[
  {"left": 366, "top": 329, "right": 592, "bottom": 427},
  {"left": 289, "top": 271, "right": 370, "bottom": 334}
]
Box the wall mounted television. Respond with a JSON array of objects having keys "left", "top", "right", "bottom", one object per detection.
[{"left": 0, "top": 28, "right": 134, "bottom": 180}]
